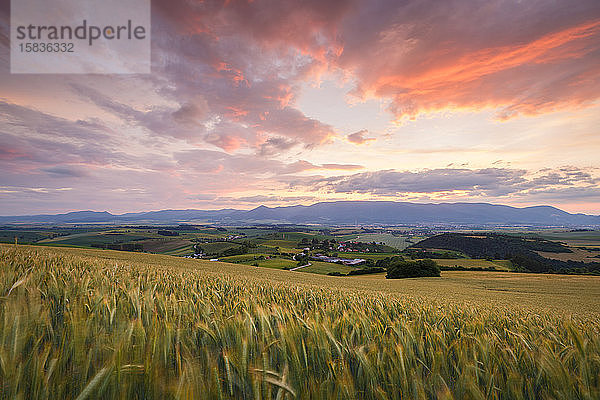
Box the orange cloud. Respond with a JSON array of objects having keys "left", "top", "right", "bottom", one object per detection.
[
  {"left": 320, "top": 163, "right": 364, "bottom": 170},
  {"left": 314, "top": 0, "right": 596, "bottom": 123},
  {"left": 353, "top": 18, "right": 600, "bottom": 120},
  {"left": 376, "top": 20, "right": 600, "bottom": 91}
]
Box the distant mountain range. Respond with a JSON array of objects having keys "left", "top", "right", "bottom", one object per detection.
[{"left": 2, "top": 201, "right": 600, "bottom": 227}]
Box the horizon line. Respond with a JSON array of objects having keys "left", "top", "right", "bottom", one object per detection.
[{"left": 2, "top": 200, "right": 598, "bottom": 218}]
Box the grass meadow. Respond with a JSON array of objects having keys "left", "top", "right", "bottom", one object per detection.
[
  {"left": 338, "top": 233, "right": 413, "bottom": 250},
  {"left": 0, "top": 244, "right": 599, "bottom": 399},
  {"left": 297, "top": 261, "right": 355, "bottom": 275}
]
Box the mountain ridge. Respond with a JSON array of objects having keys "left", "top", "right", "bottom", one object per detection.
[{"left": 1, "top": 201, "right": 599, "bottom": 226}]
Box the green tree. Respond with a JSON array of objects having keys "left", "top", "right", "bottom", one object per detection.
[{"left": 386, "top": 259, "right": 440, "bottom": 279}]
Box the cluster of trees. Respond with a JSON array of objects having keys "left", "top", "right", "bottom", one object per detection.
[
  {"left": 193, "top": 238, "right": 225, "bottom": 244},
  {"left": 410, "top": 233, "right": 600, "bottom": 275},
  {"left": 363, "top": 255, "right": 405, "bottom": 268},
  {"left": 385, "top": 258, "right": 440, "bottom": 279},
  {"left": 510, "top": 253, "right": 600, "bottom": 274},
  {"left": 295, "top": 253, "right": 310, "bottom": 267},
  {"left": 297, "top": 237, "right": 337, "bottom": 250},
  {"left": 194, "top": 244, "right": 250, "bottom": 258},
  {"left": 327, "top": 257, "right": 440, "bottom": 278},
  {"left": 342, "top": 241, "right": 393, "bottom": 253},
  {"left": 411, "top": 233, "right": 571, "bottom": 259},
  {"left": 386, "top": 259, "right": 441, "bottom": 279},
  {"left": 297, "top": 237, "right": 393, "bottom": 253},
  {"left": 347, "top": 267, "right": 385, "bottom": 276},
  {"left": 403, "top": 249, "right": 463, "bottom": 259},
  {"left": 439, "top": 265, "right": 498, "bottom": 272},
  {"left": 326, "top": 268, "right": 386, "bottom": 277},
  {"left": 157, "top": 230, "right": 179, "bottom": 236},
  {"left": 218, "top": 246, "right": 249, "bottom": 257}
]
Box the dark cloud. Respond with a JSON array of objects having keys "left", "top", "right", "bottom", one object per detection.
[
  {"left": 258, "top": 137, "right": 299, "bottom": 156},
  {"left": 70, "top": 83, "right": 207, "bottom": 143},
  {"left": 41, "top": 166, "right": 90, "bottom": 178},
  {"left": 171, "top": 98, "right": 210, "bottom": 126}
]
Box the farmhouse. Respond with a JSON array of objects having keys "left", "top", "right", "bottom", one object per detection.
[{"left": 312, "top": 254, "right": 366, "bottom": 266}]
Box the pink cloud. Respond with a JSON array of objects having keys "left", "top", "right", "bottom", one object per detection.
[{"left": 146, "top": 0, "right": 347, "bottom": 152}]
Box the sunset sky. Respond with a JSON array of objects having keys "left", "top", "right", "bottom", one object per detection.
[{"left": 1, "top": 0, "right": 600, "bottom": 215}]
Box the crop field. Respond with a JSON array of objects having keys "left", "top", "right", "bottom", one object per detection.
[
  {"left": 257, "top": 239, "right": 300, "bottom": 249},
  {"left": 338, "top": 233, "right": 413, "bottom": 250},
  {"left": 1, "top": 244, "right": 599, "bottom": 399},
  {"left": 250, "top": 239, "right": 300, "bottom": 254},
  {"left": 137, "top": 239, "right": 194, "bottom": 253},
  {"left": 195, "top": 241, "right": 240, "bottom": 254},
  {"left": 0, "top": 230, "right": 54, "bottom": 244},
  {"left": 11, "top": 228, "right": 237, "bottom": 257},
  {"left": 221, "top": 256, "right": 298, "bottom": 270},
  {"left": 218, "top": 254, "right": 268, "bottom": 263},
  {"left": 251, "top": 258, "right": 298, "bottom": 269},
  {"left": 532, "top": 230, "right": 600, "bottom": 247},
  {"left": 162, "top": 244, "right": 196, "bottom": 256},
  {"left": 241, "top": 230, "right": 330, "bottom": 242},
  {"left": 434, "top": 259, "right": 512, "bottom": 270},
  {"left": 246, "top": 245, "right": 285, "bottom": 255},
  {"left": 38, "top": 232, "right": 148, "bottom": 247},
  {"left": 231, "top": 228, "right": 278, "bottom": 238},
  {"left": 538, "top": 248, "right": 600, "bottom": 262},
  {"left": 272, "top": 232, "right": 332, "bottom": 241},
  {"left": 297, "top": 261, "right": 356, "bottom": 275},
  {"left": 220, "top": 256, "right": 347, "bottom": 273}
]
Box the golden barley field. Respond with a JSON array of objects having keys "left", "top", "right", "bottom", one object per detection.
[{"left": 1, "top": 244, "right": 599, "bottom": 399}]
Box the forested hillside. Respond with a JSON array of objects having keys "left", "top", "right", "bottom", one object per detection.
[{"left": 411, "top": 233, "right": 600, "bottom": 274}]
